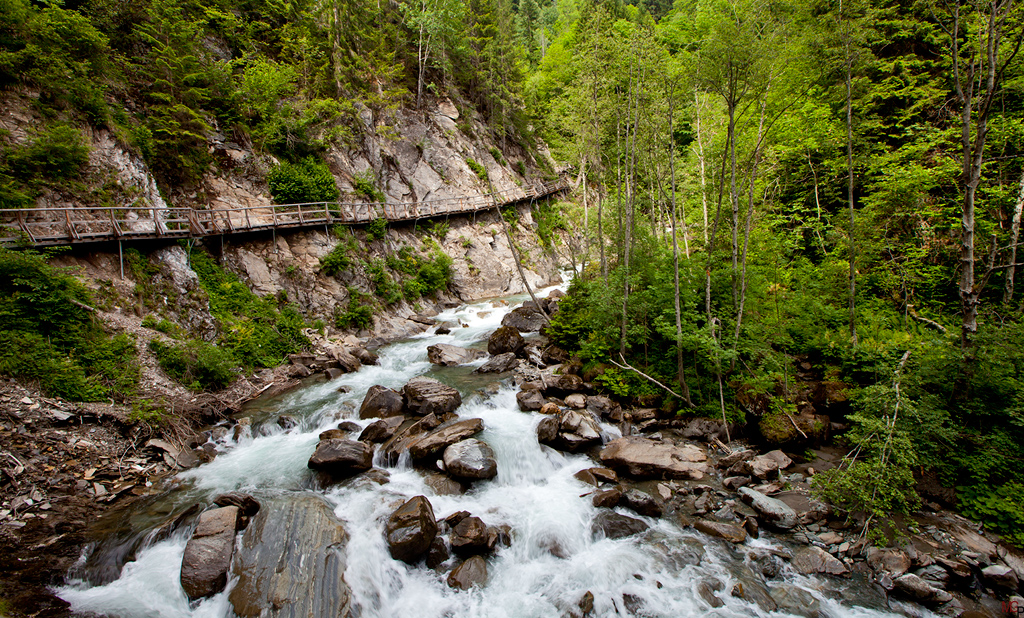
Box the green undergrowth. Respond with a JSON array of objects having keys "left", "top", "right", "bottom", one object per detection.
[
  {"left": 187, "top": 247, "right": 310, "bottom": 370},
  {"left": 149, "top": 339, "right": 237, "bottom": 391},
  {"left": 0, "top": 247, "right": 139, "bottom": 401}
]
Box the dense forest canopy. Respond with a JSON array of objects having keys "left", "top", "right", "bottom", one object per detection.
[{"left": 2, "top": 0, "right": 1024, "bottom": 542}]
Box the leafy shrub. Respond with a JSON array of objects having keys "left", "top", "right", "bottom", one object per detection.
[
  {"left": 466, "top": 158, "right": 488, "bottom": 181},
  {"left": 267, "top": 157, "right": 339, "bottom": 204},
  {"left": 188, "top": 249, "right": 310, "bottom": 368},
  {"left": 0, "top": 248, "right": 139, "bottom": 401},
  {"left": 402, "top": 278, "right": 426, "bottom": 300},
  {"left": 320, "top": 244, "right": 351, "bottom": 276},
  {"left": 336, "top": 289, "right": 373, "bottom": 330},
  {"left": 150, "top": 339, "right": 237, "bottom": 391},
  {"left": 366, "top": 258, "right": 402, "bottom": 305},
  {"left": 426, "top": 220, "right": 449, "bottom": 239},
  {"left": 415, "top": 248, "right": 453, "bottom": 294},
  {"left": 516, "top": 161, "right": 526, "bottom": 176},
  {"left": 352, "top": 169, "right": 385, "bottom": 202},
  {"left": 960, "top": 483, "right": 1024, "bottom": 547},
  {"left": 489, "top": 147, "right": 506, "bottom": 166},
  {"left": 0, "top": 123, "right": 90, "bottom": 208},
  {"left": 366, "top": 217, "right": 387, "bottom": 240}
]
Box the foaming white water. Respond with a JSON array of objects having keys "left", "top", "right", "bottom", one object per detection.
[
  {"left": 58, "top": 275, "right": 911, "bottom": 618},
  {"left": 59, "top": 535, "right": 233, "bottom": 618}
]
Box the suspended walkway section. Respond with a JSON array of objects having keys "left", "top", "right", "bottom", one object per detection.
[{"left": 1, "top": 178, "right": 570, "bottom": 248}]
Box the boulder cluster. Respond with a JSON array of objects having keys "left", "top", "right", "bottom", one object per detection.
[{"left": 384, "top": 495, "right": 510, "bottom": 590}]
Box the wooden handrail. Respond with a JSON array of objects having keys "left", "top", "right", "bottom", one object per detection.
[{"left": 0, "top": 176, "right": 570, "bottom": 247}]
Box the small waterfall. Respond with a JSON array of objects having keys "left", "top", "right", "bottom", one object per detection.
[{"left": 58, "top": 283, "right": 911, "bottom": 618}]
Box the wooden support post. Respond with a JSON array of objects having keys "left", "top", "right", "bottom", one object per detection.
[{"left": 118, "top": 240, "right": 124, "bottom": 280}]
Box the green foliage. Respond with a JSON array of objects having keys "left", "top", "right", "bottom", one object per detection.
[
  {"left": 0, "top": 123, "right": 90, "bottom": 208},
  {"left": 534, "top": 200, "right": 566, "bottom": 249},
  {"left": 129, "top": 399, "right": 166, "bottom": 426},
  {"left": 960, "top": 484, "right": 1024, "bottom": 548},
  {"left": 366, "top": 258, "right": 402, "bottom": 305},
  {"left": 352, "top": 169, "right": 385, "bottom": 202},
  {"left": 335, "top": 288, "right": 373, "bottom": 330},
  {"left": 489, "top": 146, "right": 506, "bottom": 166},
  {"left": 320, "top": 234, "right": 358, "bottom": 276},
  {"left": 466, "top": 157, "right": 488, "bottom": 181},
  {"left": 366, "top": 217, "right": 388, "bottom": 241},
  {"left": 188, "top": 248, "right": 309, "bottom": 369},
  {"left": 0, "top": 248, "right": 139, "bottom": 401},
  {"left": 150, "top": 338, "right": 237, "bottom": 391},
  {"left": 267, "top": 157, "right": 339, "bottom": 204},
  {"left": 425, "top": 220, "right": 449, "bottom": 239}
]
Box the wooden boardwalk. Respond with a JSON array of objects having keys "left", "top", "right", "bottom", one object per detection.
[{"left": 0, "top": 178, "right": 570, "bottom": 247}]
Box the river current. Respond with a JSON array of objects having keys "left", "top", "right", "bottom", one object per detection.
[{"left": 57, "top": 285, "right": 916, "bottom": 618}]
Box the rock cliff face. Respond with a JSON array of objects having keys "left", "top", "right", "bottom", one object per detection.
[{"left": 10, "top": 92, "right": 568, "bottom": 344}]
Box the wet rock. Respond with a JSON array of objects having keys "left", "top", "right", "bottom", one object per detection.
[
  {"left": 774, "top": 491, "right": 829, "bottom": 525},
  {"left": 443, "top": 438, "right": 498, "bottom": 481},
  {"left": 435, "top": 322, "right": 455, "bottom": 335},
  {"left": 697, "top": 579, "right": 725, "bottom": 608},
  {"left": 501, "top": 306, "right": 547, "bottom": 332},
  {"left": 539, "top": 402, "right": 561, "bottom": 415},
  {"left": 487, "top": 325, "right": 525, "bottom": 356},
  {"left": 516, "top": 388, "right": 546, "bottom": 411},
  {"left": 385, "top": 496, "right": 438, "bottom": 563},
  {"left": 307, "top": 439, "right": 373, "bottom": 479},
  {"left": 408, "top": 418, "right": 484, "bottom": 460},
  {"left": 599, "top": 436, "right": 709, "bottom": 480},
  {"left": 537, "top": 416, "right": 559, "bottom": 444},
  {"left": 423, "top": 472, "right": 466, "bottom": 496},
  {"left": 565, "top": 394, "right": 587, "bottom": 409},
  {"left": 723, "top": 476, "right": 751, "bottom": 490},
  {"left": 591, "top": 511, "right": 649, "bottom": 540},
  {"left": 743, "top": 516, "right": 759, "bottom": 539},
  {"left": 718, "top": 449, "right": 755, "bottom": 468},
  {"left": 427, "top": 343, "right": 485, "bottom": 367},
  {"left": 694, "top": 519, "right": 747, "bottom": 544},
  {"left": 587, "top": 395, "right": 622, "bottom": 422},
  {"left": 447, "top": 555, "right": 488, "bottom": 590},
  {"left": 318, "top": 429, "right": 348, "bottom": 440},
  {"left": 450, "top": 516, "right": 490, "bottom": 555},
  {"left": 752, "top": 551, "right": 782, "bottom": 578},
  {"left": 738, "top": 487, "right": 798, "bottom": 530},
  {"left": 277, "top": 415, "right": 298, "bottom": 429},
  {"left": 769, "top": 585, "right": 822, "bottom": 618},
  {"left": 542, "top": 345, "right": 570, "bottom": 365},
  {"left": 916, "top": 564, "right": 950, "bottom": 589},
  {"left": 337, "top": 421, "right": 361, "bottom": 433},
  {"left": 866, "top": 547, "right": 911, "bottom": 576},
  {"left": 893, "top": 573, "right": 953, "bottom": 605},
  {"left": 358, "top": 385, "right": 406, "bottom": 419},
  {"left": 352, "top": 347, "right": 378, "bottom": 366},
  {"left": 620, "top": 489, "right": 662, "bottom": 517},
  {"left": 764, "top": 449, "right": 793, "bottom": 470},
  {"left": 476, "top": 352, "right": 518, "bottom": 373},
  {"left": 734, "top": 455, "right": 779, "bottom": 480},
  {"left": 578, "top": 590, "right": 595, "bottom": 615},
  {"left": 485, "top": 525, "right": 511, "bottom": 551},
  {"left": 590, "top": 468, "right": 619, "bottom": 483},
  {"left": 731, "top": 579, "right": 778, "bottom": 612},
  {"left": 574, "top": 469, "right": 599, "bottom": 486},
  {"left": 592, "top": 488, "right": 622, "bottom": 508},
  {"left": 426, "top": 536, "right": 450, "bottom": 569},
  {"left": 792, "top": 546, "right": 848, "bottom": 576},
  {"left": 981, "top": 564, "right": 1019, "bottom": 590},
  {"left": 556, "top": 409, "right": 603, "bottom": 451},
  {"left": 550, "top": 373, "right": 585, "bottom": 394},
  {"left": 181, "top": 506, "right": 240, "bottom": 600},
  {"left": 229, "top": 495, "right": 349, "bottom": 618},
  {"left": 359, "top": 416, "right": 405, "bottom": 443},
  {"left": 213, "top": 493, "right": 260, "bottom": 529},
  {"left": 403, "top": 377, "right": 462, "bottom": 416}
]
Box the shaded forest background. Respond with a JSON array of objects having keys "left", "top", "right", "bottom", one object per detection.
[{"left": 1, "top": 0, "right": 1023, "bottom": 544}]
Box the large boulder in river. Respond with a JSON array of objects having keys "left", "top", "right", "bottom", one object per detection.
[
  {"left": 450, "top": 516, "right": 490, "bottom": 555},
  {"left": 540, "top": 409, "right": 602, "bottom": 452},
  {"left": 181, "top": 506, "right": 239, "bottom": 600},
  {"left": 487, "top": 325, "right": 525, "bottom": 356},
  {"left": 307, "top": 439, "right": 374, "bottom": 479},
  {"left": 359, "top": 416, "right": 405, "bottom": 443},
  {"left": 738, "top": 487, "right": 798, "bottom": 530},
  {"left": 427, "top": 344, "right": 485, "bottom": 367},
  {"left": 447, "top": 555, "right": 488, "bottom": 590},
  {"left": 599, "top": 437, "right": 709, "bottom": 480},
  {"left": 403, "top": 377, "right": 462, "bottom": 416},
  {"left": 791, "top": 546, "right": 848, "bottom": 576},
  {"left": 408, "top": 418, "right": 484, "bottom": 460},
  {"left": 516, "top": 388, "right": 545, "bottom": 411},
  {"left": 475, "top": 352, "right": 518, "bottom": 374},
  {"left": 385, "top": 495, "right": 438, "bottom": 563},
  {"left": 359, "top": 385, "right": 405, "bottom": 419},
  {"left": 501, "top": 306, "right": 547, "bottom": 333},
  {"left": 591, "top": 511, "right": 649, "bottom": 540},
  {"left": 230, "top": 494, "right": 350, "bottom": 618},
  {"left": 443, "top": 439, "right": 498, "bottom": 480}
]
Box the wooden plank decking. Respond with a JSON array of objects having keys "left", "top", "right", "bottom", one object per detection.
[{"left": 0, "top": 178, "right": 570, "bottom": 247}]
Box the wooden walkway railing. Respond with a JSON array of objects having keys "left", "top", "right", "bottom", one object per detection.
[{"left": 0, "top": 178, "right": 570, "bottom": 247}]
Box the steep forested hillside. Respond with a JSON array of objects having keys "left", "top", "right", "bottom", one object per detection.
[{"left": 2, "top": 0, "right": 1024, "bottom": 544}]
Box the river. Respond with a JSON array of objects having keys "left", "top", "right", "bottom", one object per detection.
[{"left": 56, "top": 286, "right": 917, "bottom": 618}]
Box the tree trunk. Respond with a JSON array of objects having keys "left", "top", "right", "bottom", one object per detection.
[
  {"left": 668, "top": 79, "right": 693, "bottom": 405},
  {"left": 845, "top": 39, "right": 858, "bottom": 346},
  {"left": 734, "top": 93, "right": 768, "bottom": 345},
  {"left": 694, "top": 90, "right": 710, "bottom": 245},
  {"left": 1005, "top": 169, "right": 1024, "bottom": 303}
]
